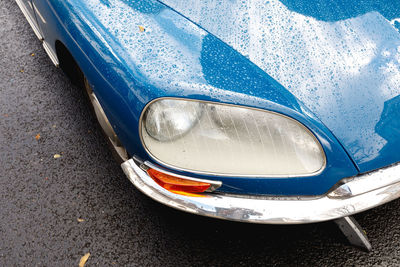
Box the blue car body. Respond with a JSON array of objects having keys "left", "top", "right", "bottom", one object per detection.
[{"left": 19, "top": 0, "right": 400, "bottom": 198}]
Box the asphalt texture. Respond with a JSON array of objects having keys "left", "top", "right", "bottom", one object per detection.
[{"left": 1, "top": 0, "right": 400, "bottom": 266}]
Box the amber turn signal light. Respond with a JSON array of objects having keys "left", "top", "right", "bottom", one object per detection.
[{"left": 147, "top": 168, "right": 211, "bottom": 196}]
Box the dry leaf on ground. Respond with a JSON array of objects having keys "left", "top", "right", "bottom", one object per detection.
[{"left": 79, "top": 253, "right": 90, "bottom": 267}]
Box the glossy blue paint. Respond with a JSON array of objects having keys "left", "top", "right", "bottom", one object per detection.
[
  {"left": 160, "top": 0, "right": 400, "bottom": 174},
  {"left": 32, "top": 0, "right": 398, "bottom": 196}
]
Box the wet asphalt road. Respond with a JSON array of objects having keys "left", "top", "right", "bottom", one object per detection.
[{"left": 1, "top": 0, "right": 400, "bottom": 266}]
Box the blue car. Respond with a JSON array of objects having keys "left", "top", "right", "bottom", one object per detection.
[{"left": 17, "top": 0, "right": 400, "bottom": 249}]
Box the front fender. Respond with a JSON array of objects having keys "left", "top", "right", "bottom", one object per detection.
[{"left": 32, "top": 0, "right": 358, "bottom": 195}]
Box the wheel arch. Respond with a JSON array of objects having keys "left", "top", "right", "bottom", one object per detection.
[{"left": 55, "top": 40, "right": 83, "bottom": 87}]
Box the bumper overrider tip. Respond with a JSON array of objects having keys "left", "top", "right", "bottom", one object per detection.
[{"left": 121, "top": 158, "right": 400, "bottom": 224}]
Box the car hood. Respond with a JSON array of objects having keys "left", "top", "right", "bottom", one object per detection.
[{"left": 159, "top": 0, "right": 400, "bottom": 173}]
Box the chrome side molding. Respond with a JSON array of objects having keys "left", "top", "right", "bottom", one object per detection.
[
  {"left": 15, "top": 0, "right": 43, "bottom": 40},
  {"left": 42, "top": 41, "right": 59, "bottom": 67},
  {"left": 16, "top": 0, "right": 59, "bottom": 67}
]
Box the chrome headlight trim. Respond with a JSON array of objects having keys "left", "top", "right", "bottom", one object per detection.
[{"left": 139, "top": 97, "right": 327, "bottom": 178}]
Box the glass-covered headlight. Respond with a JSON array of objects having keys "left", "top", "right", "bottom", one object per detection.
[
  {"left": 140, "top": 99, "right": 326, "bottom": 177},
  {"left": 144, "top": 100, "right": 203, "bottom": 142}
]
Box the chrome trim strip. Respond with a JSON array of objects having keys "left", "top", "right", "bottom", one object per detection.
[
  {"left": 138, "top": 97, "right": 327, "bottom": 178},
  {"left": 121, "top": 159, "right": 400, "bottom": 224},
  {"left": 42, "top": 41, "right": 59, "bottom": 67},
  {"left": 15, "top": 0, "right": 43, "bottom": 40},
  {"left": 16, "top": 0, "right": 59, "bottom": 67},
  {"left": 328, "top": 162, "right": 400, "bottom": 198},
  {"left": 32, "top": 2, "right": 46, "bottom": 24},
  {"left": 144, "top": 161, "right": 222, "bottom": 192}
]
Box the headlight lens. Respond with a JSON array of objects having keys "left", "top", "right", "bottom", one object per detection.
[
  {"left": 144, "top": 100, "right": 203, "bottom": 141},
  {"left": 141, "top": 99, "right": 325, "bottom": 177}
]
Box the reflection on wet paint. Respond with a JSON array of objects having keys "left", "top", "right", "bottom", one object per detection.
[{"left": 161, "top": 0, "right": 400, "bottom": 171}]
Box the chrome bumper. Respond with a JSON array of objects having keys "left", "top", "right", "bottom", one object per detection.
[{"left": 121, "top": 159, "right": 400, "bottom": 224}]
